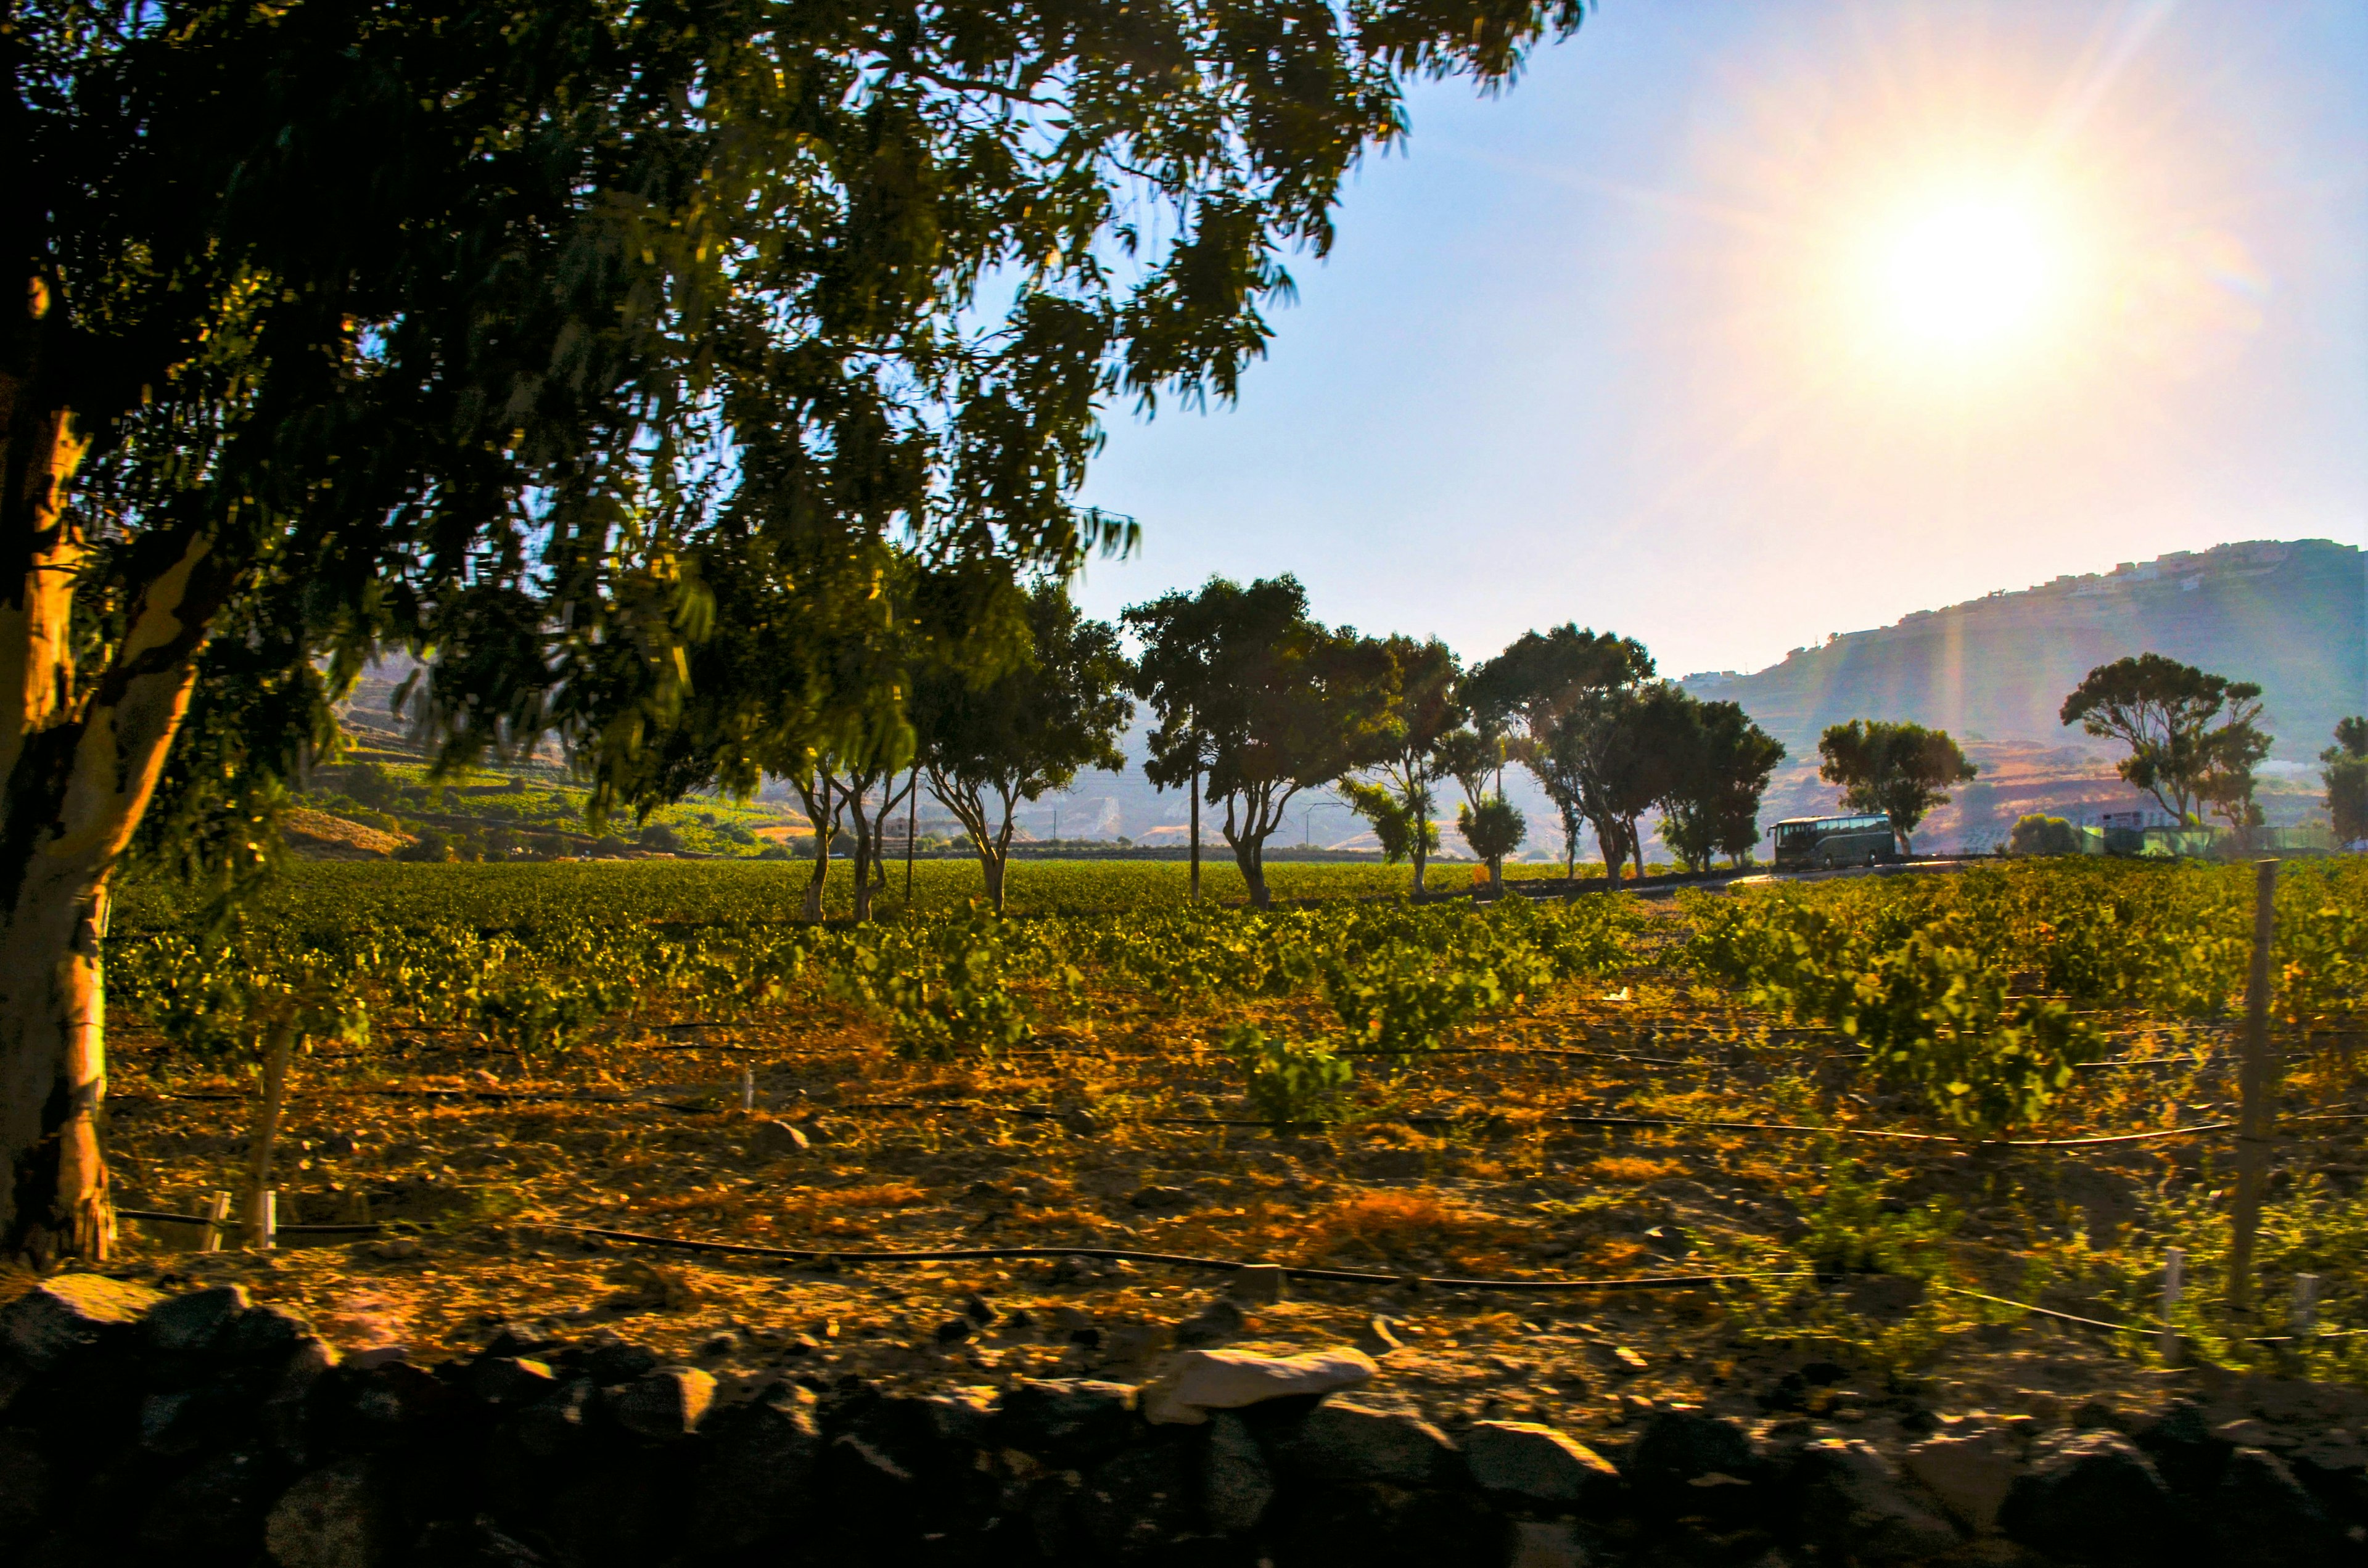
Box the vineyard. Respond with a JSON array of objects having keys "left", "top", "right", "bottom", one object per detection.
[{"left": 87, "top": 855, "right": 2368, "bottom": 1446}]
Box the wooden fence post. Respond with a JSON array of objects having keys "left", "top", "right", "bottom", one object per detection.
[
  {"left": 741, "top": 1065, "right": 756, "bottom": 1114},
  {"left": 260, "top": 1189, "right": 278, "bottom": 1251},
  {"left": 200, "top": 1190, "right": 232, "bottom": 1253},
  {"left": 2160, "top": 1247, "right": 2184, "bottom": 1363},
  {"left": 2227, "top": 858, "right": 2279, "bottom": 1314},
  {"left": 2295, "top": 1273, "right": 2319, "bottom": 1339}
]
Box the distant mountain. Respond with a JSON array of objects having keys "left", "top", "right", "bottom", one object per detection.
[{"left": 1681, "top": 539, "right": 2364, "bottom": 760}]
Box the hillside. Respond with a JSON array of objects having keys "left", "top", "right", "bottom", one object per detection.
[{"left": 1681, "top": 538, "right": 2364, "bottom": 761}]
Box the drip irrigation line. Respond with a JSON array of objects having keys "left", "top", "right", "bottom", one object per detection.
[
  {"left": 1541, "top": 1114, "right": 2241, "bottom": 1149},
  {"left": 548, "top": 1223, "right": 1815, "bottom": 1292}
]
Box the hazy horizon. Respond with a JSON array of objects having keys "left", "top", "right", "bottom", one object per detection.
[{"left": 1064, "top": 0, "right": 2368, "bottom": 681}]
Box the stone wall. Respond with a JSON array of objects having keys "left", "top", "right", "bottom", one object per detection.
[{"left": 4, "top": 1275, "right": 2365, "bottom": 1566}]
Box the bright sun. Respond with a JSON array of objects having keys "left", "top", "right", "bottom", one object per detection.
[{"left": 1875, "top": 197, "right": 2045, "bottom": 350}]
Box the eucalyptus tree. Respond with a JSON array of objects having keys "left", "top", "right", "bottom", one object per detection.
[
  {"left": 1339, "top": 636, "right": 1462, "bottom": 894},
  {"left": 1127, "top": 577, "right": 1391, "bottom": 909},
  {"left": 2327, "top": 718, "right": 2368, "bottom": 847},
  {"left": 914, "top": 581, "right": 1133, "bottom": 912},
  {"left": 2058, "top": 655, "right": 2267, "bottom": 827},
  {"left": 1817, "top": 720, "right": 1978, "bottom": 853},
  {"left": 1468, "top": 626, "right": 1656, "bottom": 877},
  {"left": 4, "top": 0, "right": 1593, "bottom": 1258},
  {"left": 1653, "top": 697, "right": 1786, "bottom": 872}
]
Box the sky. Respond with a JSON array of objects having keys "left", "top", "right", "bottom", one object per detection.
[{"left": 1065, "top": 0, "right": 2368, "bottom": 681}]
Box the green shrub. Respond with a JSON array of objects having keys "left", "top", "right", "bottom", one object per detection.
[{"left": 2009, "top": 814, "right": 2081, "bottom": 856}]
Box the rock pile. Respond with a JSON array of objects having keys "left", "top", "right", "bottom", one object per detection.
[{"left": 5, "top": 1274, "right": 2367, "bottom": 1566}]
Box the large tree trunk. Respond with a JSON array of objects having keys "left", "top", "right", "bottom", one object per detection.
[
  {"left": 1188, "top": 761, "right": 1201, "bottom": 904},
  {"left": 1235, "top": 837, "right": 1269, "bottom": 909},
  {"left": 979, "top": 850, "right": 1007, "bottom": 913},
  {"left": 3, "top": 343, "right": 218, "bottom": 1257},
  {"left": 793, "top": 775, "right": 835, "bottom": 921},
  {"left": 4, "top": 268, "right": 244, "bottom": 1263}
]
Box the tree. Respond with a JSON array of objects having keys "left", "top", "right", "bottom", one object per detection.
[
  {"left": 2059, "top": 655, "right": 2268, "bottom": 827},
  {"left": 1817, "top": 720, "right": 1977, "bottom": 853},
  {"left": 2009, "top": 815, "right": 2082, "bottom": 856},
  {"left": 1457, "top": 797, "right": 1527, "bottom": 892},
  {"left": 1654, "top": 699, "right": 1786, "bottom": 872},
  {"left": 1126, "top": 577, "right": 1389, "bottom": 909},
  {"left": 915, "top": 583, "right": 1133, "bottom": 912},
  {"left": 9, "top": 0, "right": 1593, "bottom": 1258},
  {"left": 1339, "top": 637, "right": 1462, "bottom": 895},
  {"left": 1467, "top": 626, "right": 1656, "bottom": 877},
  {"left": 2323, "top": 717, "right": 2368, "bottom": 846}
]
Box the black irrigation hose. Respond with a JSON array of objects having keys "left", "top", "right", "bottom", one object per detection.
[{"left": 549, "top": 1223, "right": 1817, "bottom": 1292}]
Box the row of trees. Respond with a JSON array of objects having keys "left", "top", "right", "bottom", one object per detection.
[
  {"left": 1130, "top": 581, "right": 1790, "bottom": 905},
  {"left": 783, "top": 573, "right": 1796, "bottom": 916}
]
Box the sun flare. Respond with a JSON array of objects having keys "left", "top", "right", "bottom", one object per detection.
[{"left": 1875, "top": 195, "right": 2054, "bottom": 353}]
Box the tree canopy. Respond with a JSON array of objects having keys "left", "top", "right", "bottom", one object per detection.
[
  {"left": 1467, "top": 625, "right": 1655, "bottom": 876},
  {"left": 916, "top": 581, "right": 1133, "bottom": 911},
  {"left": 1338, "top": 635, "right": 1462, "bottom": 893},
  {"left": 4, "top": 0, "right": 1592, "bottom": 1259},
  {"left": 1125, "top": 576, "right": 1389, "bottom": 908},
  {"left": 2325, "top": 716, "right": 2368, "bottom": 847},
  {"left": 2058, "top": 654, "right": 2268, "bottom": 827},
  {"left": 1817, "top": 720, "right": 1977, "bottom": 853}
]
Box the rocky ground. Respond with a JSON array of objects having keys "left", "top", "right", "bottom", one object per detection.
[{"left": 6, "top": 1269, "right": 2368, "bottom": 1566}]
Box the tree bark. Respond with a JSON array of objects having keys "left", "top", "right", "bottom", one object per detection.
[
  {"left": 1409, "top": 781, "right": 1428, "bottom": 897},
  {"left": 244, "top": 1020, "right": 295, "bottom": 1247},
  {"left": 4, "top": 273, "right": 241, "bottom": 1260},
  {"left": 2, "top": 466, "right": 220, "bottom": 1260},
  {"left": 1188, "top": 760, "right": 1201, "bottom": 904}
]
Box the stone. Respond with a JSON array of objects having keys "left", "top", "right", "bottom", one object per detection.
[
  {"left": 995, "top": 1378, "right": 1138, "bottom": 1460},
  {"left": 140, "top": 1285, "right": 251, "bottom": 1354},
  {"left": 1270, "top": 1400, "right": 1459, "bottom": 1486},
  {"left": 0, "top": 1428, "right": 52, "bottom": 1538},
  {"left": 604, "top": 1365, "right": 714, "bottom": 1439},
  {"left": 265, "top": 1457, "right": 388, "bottom": 1568},
  {"left": 749, "top": 1119, "right": 810, "bottom": 1157},
  {"left": 1268, "top": 1480, "right": 1500, "bottom": 1568},
  {"left": 1793, "top": 1438, "right": 1960, "bottom": 1562},
  {"left": 2130, "top": 1400, "right": 2227, "bottom": 1494},
  {"left": 1, "top": 1274, "right": 162, "bottom": 1369},
  {"left": 1130, "top": 1184, "right": 1196, "bottom": 1209},
  {"left": 1202, "top": 1411, "right": 1275, "bottom": 1533},
  {"left": 1625, "top": 1410, "right": 1763, "bottom": 1513},
  {"left": 1999, "top": 1429, "right": 2175, "bottom": 1566},
  {"left": 1902, "top": 1428, "right": 2020, "bottom": 1533},
  {"left": 691, "top": 1386, "right": 821, "bottom": 1554},
  {"left": 216, "top": 1303, "right": 313, "bottom": 1364},
  {"left": 932, "top": 1316, "right": 974, "bottom": 1346},
  {"left": 1463, "top": 1421, "right": 1622, "bottom": 1512},
  {"left": 133, "top": 1446, "right": 283, "bottom": 1560},
  {"left": 1506, "top": 1519, "right": 1588, "bottom": 1568},
  {"left": 2213, "top": 1446, "right": 2345, "bottom": 1568},
  {"left": 1077, "top": 1442, "right": 1200, "bottom": 1556},
  {"left": 470, "top": 1356, "right": 558, "bottom": 1407},
  {"left": 2285, "top": 1430, "right": 2368, "bottom": 1523},
  {"left": 1140, "top": 1345, "right": 1377, "bottom": 1426},
  {"left": 1174, "top": 1297, "right": 1246, "bottom": 1349}
]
